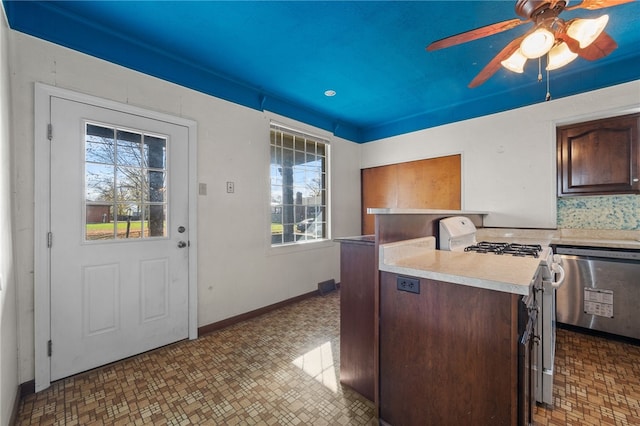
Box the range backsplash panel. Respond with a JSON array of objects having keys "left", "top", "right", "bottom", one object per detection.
[{"left": 557, "top": 195, "right": 640, "bottom": 230}]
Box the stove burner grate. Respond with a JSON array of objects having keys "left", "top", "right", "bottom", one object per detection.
[{"left": 465, "top": 241, "right": 542, "bottom": 258}]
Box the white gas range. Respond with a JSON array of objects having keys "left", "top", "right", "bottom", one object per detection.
[{"left": 439, "top": 216, "right": 565, "bottom": 407}]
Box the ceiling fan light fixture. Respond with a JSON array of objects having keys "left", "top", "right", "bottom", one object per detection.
[
  {"left": 520, "top": 27, "right": 555, "bottom": 59},
  {"left": 501, "top": 49, "right": 527, "bottom": 73},
  {"left": 546, "top": 42, "right": 578, "bottom": 70},
  {"left": 567, "top": 15, "right": 609, "bottom": 48}
]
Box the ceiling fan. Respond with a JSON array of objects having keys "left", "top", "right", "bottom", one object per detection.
[{"left": 426, "top": 0, "right": 634, "bottom": 88}]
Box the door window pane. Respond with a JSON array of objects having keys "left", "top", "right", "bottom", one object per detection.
[
  {"left": 85, "top": 123, "right": 168, "bottom": 241},
  {"left": 147, "top": 171, "right": 166, "bottom": 202},
  {"left": 116, "top": 130, "right": 142, "bottom": 167},
  {"left": 86, "top": 163, "right": 115, "bottom": 202},
  {"left": 85, "top": 204, "right": 114, "bottom": 240},
  {"left": 116, "top": 167, "right": 142, "bottom": 202},
  {"left": 144, "top": 204, "right": 166, "bottom": 237},
  {"left": 144, "top": 135, "right": 166, "bottom": 169}
]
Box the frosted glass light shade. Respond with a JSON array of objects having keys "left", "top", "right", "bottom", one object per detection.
[
  {"left": 520, "top": 27, "right": 555, "bottom": 58},
  {"left": 546, "top": 42, "right": 578, "bottom": 70},
  {"left": 567, "top": 15, "right": 609, "bottom": 48},
  {"left": 501, "top": 49, "right": 527, "bottom": 73}
]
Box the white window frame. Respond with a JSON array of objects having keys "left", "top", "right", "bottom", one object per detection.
[{"left": 269, "top": 121, "right": 331, "bottom": 247}]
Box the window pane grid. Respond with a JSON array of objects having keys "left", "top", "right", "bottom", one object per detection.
[
  {"left": 85, "top": 122, "right": 168, "bottom": 241},
  {"left": 270, "top": 124, "right": 329, "bottom": 246}
]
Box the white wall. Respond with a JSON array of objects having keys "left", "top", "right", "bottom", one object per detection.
[
  {"left": 8, "top": 22, "right": 639, "bottom": 392},
  {"left": 362, "top": 81, "right": 640, "bottom": 228},
  {"left": 10, "top": 32, "right": 361, "bottom": 384},
  {"left": 0, "top": 7, "right": 18, "bottom": 426}
]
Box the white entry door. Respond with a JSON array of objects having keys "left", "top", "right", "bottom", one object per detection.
[{"left": 49, "top": 96, "right": 190, "bottom": 381}]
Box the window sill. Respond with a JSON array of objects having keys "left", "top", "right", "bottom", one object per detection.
[{"left": 267, "top": 238, "right": 336, "bottom": 256}]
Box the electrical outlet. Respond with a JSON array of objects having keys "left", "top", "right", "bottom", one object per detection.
[
  {"left": 397, "top": 276, "right": 420, "bottom": 294},
  {"left": 226, "top": 181, "right": 235, "bottom": 193}
]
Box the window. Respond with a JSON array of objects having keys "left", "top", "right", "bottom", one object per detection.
[
  {"left": 85, "top": 122, "right": 168, "bottom": 241},
  {"left": 270, "top": 123, "right": 329, "bottom": 246}
]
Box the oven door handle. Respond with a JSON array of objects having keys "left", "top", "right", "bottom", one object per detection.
[{"left": 550, "top": 263, "right": 565, "bottom": 288}]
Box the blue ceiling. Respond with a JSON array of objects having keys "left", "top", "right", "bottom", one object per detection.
[{"left": 3, "top": 1, "right": 639, "bottom": 142}]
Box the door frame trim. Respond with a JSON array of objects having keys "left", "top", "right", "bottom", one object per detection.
[{"left": 34, "top": 83, "right": 198, "bottom": 391}]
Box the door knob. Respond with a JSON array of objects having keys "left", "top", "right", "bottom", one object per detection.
[{"left": 177, "top": 241, "right": 187, "bottom": 248}]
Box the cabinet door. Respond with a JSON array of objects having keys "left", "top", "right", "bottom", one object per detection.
[
  {"left": 378, "top": 272, "right": 518, "bottom": 426},
  {"left": 361, "top": 165, "right": 398, "bottom": 235},
  {"left": 396, "top": 155, "right": 461, "bottom": 209},
  {"left": 557, "top": 113, "right": 639, "bottom": 196},
  {"left": 361, "top": 155, "right": 461, "bottom": 234},
  {"left": 339, "top": 241, "right": 375, "bottom": 401}
]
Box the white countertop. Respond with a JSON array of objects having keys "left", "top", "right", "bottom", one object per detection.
[
  {"left": 379, "top": 237, "right": 539, "bottom": 296},
  {"left": 367, "top": 208, "right": 488, "bottom": 215}
]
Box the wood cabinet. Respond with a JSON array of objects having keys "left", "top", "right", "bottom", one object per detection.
[
  {"left": 379, "top": 271, "right": 521, "bottom": 426},
  {"left": 337, "top": 212, "right": 486, "bottom": 409},
  {"left": 361, "top": 155, "right": 461, "bottom": 234},
  {"left": 338, "top": 236, "right": 376, "bottom": 401},
  {"left": 557, "top": 113, "right": 640, "bottom": 196}
]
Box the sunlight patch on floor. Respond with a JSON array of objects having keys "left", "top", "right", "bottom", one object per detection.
[{"left": 292, "top": 341, "right": 338, "bottom": 392}]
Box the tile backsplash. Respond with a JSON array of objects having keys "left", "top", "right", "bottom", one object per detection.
[{"left": 557, "top": 195, "right": 640, "bottom": 230}]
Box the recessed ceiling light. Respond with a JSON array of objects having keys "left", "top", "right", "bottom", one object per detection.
[{"left": 324, "top": 90, "right": 336, "bottom": 97}]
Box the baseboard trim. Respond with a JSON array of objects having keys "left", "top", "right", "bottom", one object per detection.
[
  {"left": 198, "top": 285, "right": 339, "bottom": 337},
  {"left": 19, "top": 380, "right": 35, "bottom": 398},
  {"left": 11, "top": 380, "right": 35, "bottom": 425}
]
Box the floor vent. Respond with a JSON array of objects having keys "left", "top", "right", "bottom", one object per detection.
[{"left": 318, "top": 279, "right": 337, "bottom": 296}]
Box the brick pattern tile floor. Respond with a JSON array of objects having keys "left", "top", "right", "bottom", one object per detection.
[
  {"left": 534, "top": 328, "right": 640, "bottom": 425},
  {"left": 17, "top": 291, "right": 375, "bottom": 425},
  {"left": 16, "top": 290, "right": 640, "bottom": 425}
]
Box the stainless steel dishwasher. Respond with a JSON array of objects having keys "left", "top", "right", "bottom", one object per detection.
[{"left": 554, "top": 245, "right": 640, "bottom": 340}]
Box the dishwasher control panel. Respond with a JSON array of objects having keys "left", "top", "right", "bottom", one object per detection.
[{"left": 554, "top": 246, "right": 640, "bottom": 261}]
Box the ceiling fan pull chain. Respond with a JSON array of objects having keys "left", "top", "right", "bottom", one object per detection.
[
  {"left": 537, "top": 57, "right": 543, "bottom": 83},
  {"left": 546, "top": 60, "right": 552, "bottom": 101}
]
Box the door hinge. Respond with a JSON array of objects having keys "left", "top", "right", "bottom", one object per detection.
[
  {"left": 47, "top": 232, "right": 53, "bottom": 248},
  {"left": 47, "top": 124, "right": 53, "bottom": 141},
  {"left": 47, "top": 340, "right": 52, "bottom": 357}
]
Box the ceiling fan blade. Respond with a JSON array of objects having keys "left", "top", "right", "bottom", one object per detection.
[
  {"left": 576, "top": 31, "right": 618, "bottom": 60},
  {"left": 427, "top": 18, "right": 527, "bottom": 51},
  {"left": 468, "top": 35, "right": 526, "bottom": 88},
  {"left": 557, "top": 27, "right": 618, "bottom": 61},
  {"left": 566, "top": 0, "right": 635, "bottom": 10}
]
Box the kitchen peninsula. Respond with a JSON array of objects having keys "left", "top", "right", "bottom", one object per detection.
[
  {"left": 337, "top": 209, "right": 488, "bottom": 402},
  {"left": 378, "top": 237, "right": 538, "bottom": 426},
  {"left": 338, "top": 209, "right": 540, "bottom": 426}
]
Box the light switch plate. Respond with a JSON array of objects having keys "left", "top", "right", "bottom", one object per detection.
[
  {"left": 226, "top": 181, "right": 235, "bottom": 193},
  {"left": 198, "top": 183, "right": 207, "bottom": 195}
]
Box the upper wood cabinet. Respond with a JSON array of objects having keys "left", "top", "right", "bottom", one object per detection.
[
  {"left": 557, "top": 113, "right": 639, "bottom": 196},
  {"left": 361, "top": 155, "right": 461, "bottom": 234}
]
